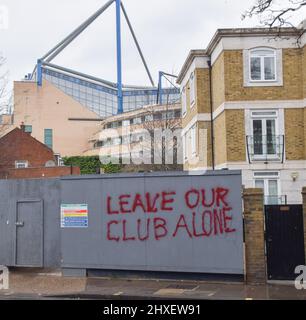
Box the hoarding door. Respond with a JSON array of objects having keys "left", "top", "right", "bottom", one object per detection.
[{"left": 15, "top": 200, "right": 43, "bottom": 267}]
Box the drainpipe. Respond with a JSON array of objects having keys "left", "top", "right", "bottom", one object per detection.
[{"left": 207, "top": 60, "right": 215, "bottom": 171}]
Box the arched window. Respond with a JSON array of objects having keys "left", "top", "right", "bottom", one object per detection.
[{"left": 250, "top": 48, "right": 276, "bottom": 81}]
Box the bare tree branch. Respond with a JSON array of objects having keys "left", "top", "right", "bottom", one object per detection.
[
  {"left": 141, "top": 94, "right": 181, "bottom": 170},
  {"left": 0, "top": 56, "right": 10, "bottom": 113},
  {"left": 243, "top": 0, "right": 306, "bottom": 28},
  {"left": 0, "top": 55, "right": 12, "bottom": 135}
]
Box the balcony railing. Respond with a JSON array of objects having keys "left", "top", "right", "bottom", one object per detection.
[
  {"left": 265, "top": 195, "right": 287, "bottom": 205},
  {"left": 246, "top": 135, "right": 284, "bottom": 163}
]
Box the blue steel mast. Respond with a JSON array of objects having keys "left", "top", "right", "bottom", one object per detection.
[
  {"left": 116, "top": 0, "right": 123, "bottom": 114},
  {"left": 37, "top": 0, "right": 156, "bottom": 115}
]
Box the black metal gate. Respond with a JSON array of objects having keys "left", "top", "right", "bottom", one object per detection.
[{"left": 265, "top": 205, "right": 305, "bottom": 280}]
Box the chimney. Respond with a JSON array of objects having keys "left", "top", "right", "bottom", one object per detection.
[{"left": 20, "top": 122, "right": 25, "bottom": 132}]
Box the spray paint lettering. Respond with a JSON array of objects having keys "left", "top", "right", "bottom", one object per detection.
[{"left": 106, "top": 187, "right": 236, "bottom": 242}]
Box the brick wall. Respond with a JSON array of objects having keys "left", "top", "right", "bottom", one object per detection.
[
  {"left": 212, "top": 52, "right": 225, "bottom": 111},
  {"left": 213, "top": 112, "right": 227, "bottom": 166},
  {"left": 182, "top": 79, "right": 194, "bottom": 128},
  {"left": 303, "top": 46, "right": 306, "bottom": 99},
  {"left": 213, "top": 110, "right": 246, "bottom": 166},
  {"left": 196, "top": 68, "right": 211, "bottom": 114},
  {"left": 285, "top": 109, "right": 305, "bottom": 160},
  {"left": 302, "top": 187, "right": 306, "bottom": 262},
  {"left": 184, "top": 121, "right": 212, "bottom": 170},
  {"left": 0, "top": 128, "right": 55, "bottom": 171},
  {"left": 182, "top": 46, "right": 305, "bottom": 170},
  {"left": 223, "top": 49, "right": 303, "bottom": 102},
  {"left": 304, "top": 108, "right": 306, "bottom": 160},
  {"left": 182, "top": 68, "right": 211, "bottom": 128},
  {"left": 225, "top": 110, "right": 246, "bottom": 162},
  {"left": 243, "top": 188, "right": 266, "bottom": 284},
  {"left": 0, "top": 166, "right": 80, "bottom": 179}
]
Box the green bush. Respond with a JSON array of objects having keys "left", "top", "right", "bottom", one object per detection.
[{"left": 63, "top": 156, "right": 121, "bottom": 175}]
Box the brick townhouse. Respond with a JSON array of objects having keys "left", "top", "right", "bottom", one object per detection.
[
  {"left": 0, "top": 126, "right": 80, "bottom": 179},
  {"left": 177, "top": 21, "right": 306, "bottom": 204}
]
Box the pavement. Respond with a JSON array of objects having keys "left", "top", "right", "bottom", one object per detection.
[{"left": 0, "top": 268, "right": 306, "bottom": 300}]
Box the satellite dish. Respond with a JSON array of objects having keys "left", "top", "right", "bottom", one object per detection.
[{"left": 45, "top": 160, "right": 56, "bottom": 167}]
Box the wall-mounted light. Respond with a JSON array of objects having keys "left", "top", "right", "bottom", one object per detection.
[{"left": 291, "top": 172, "right": 299, "bottom": 182}]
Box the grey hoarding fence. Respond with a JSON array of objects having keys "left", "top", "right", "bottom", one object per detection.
[
  {"left": 0, "top": 179, "right": 61, "bottom": 268},
  {"left": 0, "top": 171, "right": 244, "bottom": 276}
]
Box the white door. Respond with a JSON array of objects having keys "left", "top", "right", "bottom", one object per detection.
[
  {"left": 255, "top": 178, "right": 279, "bottom": 205},
  {"left": 252, "top": 118, "right": 277, "bottom": 158}
]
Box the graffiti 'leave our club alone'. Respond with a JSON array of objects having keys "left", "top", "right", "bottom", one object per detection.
[{"left": 105, "top": 187, "right": 237, "bottom": 242}]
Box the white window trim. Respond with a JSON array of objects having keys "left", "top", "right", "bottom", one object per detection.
[
  {"left": 191, "top": 124, "right": 197, "bottom": 156},
  {"left": 181, "top": 86, "right": 187, "bottom": 118},
  {"left": 250, "top": 110, "right": 280, "bottom": 161},
  {"left": 243, "top": 48, "right": 283, "bottom": 87},
  {"left": 183, "top": 133, "right": 188, "bottom": 163},
  {"left": 249, "top": 49, "right": 277, "bottom": 83},
  {"left": 245, "top": 109, "right": 285, "bottom": 136},
  {"left": 122, "top": 120, "right": 130, "bottom": 127},
  {"left": 189, "top": 72, "right": 196, "bottom": 108},
  {"left": 253, "top": 171, "right": 281, "bottom": 202},
  {"left": 15, "top": 160, "right": 28, "bottom": 169}
]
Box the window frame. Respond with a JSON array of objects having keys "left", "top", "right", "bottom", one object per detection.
[
  {"left": 181, "top": 86, "right": 187, "bottom": 117},
  {"left": 15, "top": 160, "right": 29, "bottom": 169},
  {"left": 253, "top": 171, "right": 281, "bottom": 204},
  {"left": 183, "top": 133, "right": 188, "bottom": 162},
  {"left": 250, "top": 110, "right": 280, "bottom": 161},
  {"left": 190, "top": 124, "right": 197, "bottom": 156},
  {"left": 44, "top": 128, "right": 53, "bottom": 150},
  {"left": 249, "top": 48, "right": 277, "bottom": 83},
  {"left": 122, "top": 120, "right": 131, "bottom": 127},
  {"left": 24, "top": 125, "right": 32, "bottom": 133},
  {"left": 189, "top": 72, "right": 196, "bottom": 108}
]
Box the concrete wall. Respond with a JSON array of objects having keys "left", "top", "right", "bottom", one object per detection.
[{"left": 13, "top": 80, "right": 101, "bottom": 157}]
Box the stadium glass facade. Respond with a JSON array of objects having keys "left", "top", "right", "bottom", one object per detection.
[{"left": 42, "top": 67, "right": 180, "bottom": 118}]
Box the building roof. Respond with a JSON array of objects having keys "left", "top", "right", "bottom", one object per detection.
[
  {"left": 206, "top": 26, "right": 304, "bottom": 55},
  {"left": 177, "top": 25, "right": 305, "bottom": 84},
  {"left": 99, "top": 103, "right": 181, "bottom": 125},
  {"left": 0, "top": 127, "right": 53, "bottom": 153},
  {"left": 177, "top": 50, "right": 208, "bottom": 84}
]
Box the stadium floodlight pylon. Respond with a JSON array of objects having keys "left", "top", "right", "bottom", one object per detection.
[{"left": 33, "top": 0, "right": 155, "bottom": 114}]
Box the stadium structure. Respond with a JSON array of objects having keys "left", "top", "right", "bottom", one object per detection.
[{"left": 29, "top": 0, "right": 180, "bottom": 118}]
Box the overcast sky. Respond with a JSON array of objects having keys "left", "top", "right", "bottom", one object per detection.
[{"left": 0, "top": 0, "right": 305, "bottom": 89}]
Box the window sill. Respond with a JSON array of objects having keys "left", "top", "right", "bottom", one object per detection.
[
  {"left": 251, "top": 156, "right": 282, "bottom": 162},
  {"left": 249, "top": 79, "right": 277, "bottom": 83},
  {"left": 244, "top": 79, "right": 283, "bottom": 87}
]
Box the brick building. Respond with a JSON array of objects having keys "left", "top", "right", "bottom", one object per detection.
[
  {"left": 0, "top": 127, "right": 80, "bottom": 179},
  {"left": 177, "top": 22, "right": 306, "bottom": 204}
]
